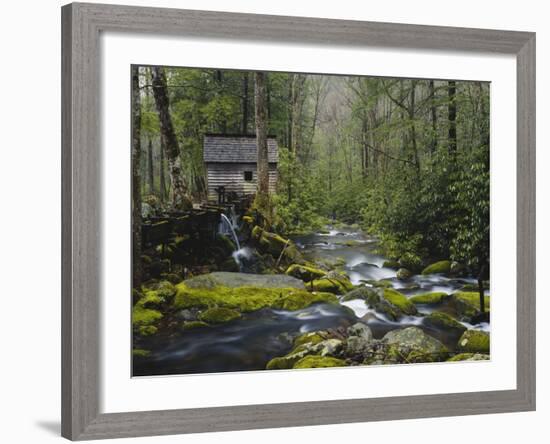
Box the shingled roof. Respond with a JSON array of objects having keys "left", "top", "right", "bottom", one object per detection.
[{"left": 203, "top": 134, "right": 278, "bottom": 164}]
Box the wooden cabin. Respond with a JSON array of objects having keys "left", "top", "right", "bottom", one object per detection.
[{"left": 203, "top": 134, "right": 278, "bottom": 202}]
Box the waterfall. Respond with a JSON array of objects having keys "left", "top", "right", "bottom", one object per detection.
[{"left": 219, "top": 213, "right": 240, "bottom": 251}]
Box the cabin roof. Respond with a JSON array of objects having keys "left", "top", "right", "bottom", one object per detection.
[{"left": 203, "top": 134, "right": 278, "bottom": 164}]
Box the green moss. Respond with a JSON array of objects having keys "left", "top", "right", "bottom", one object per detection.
[
  {"left": 252, "top": 226, "right": 301, "bottom": 263},
  {"left": 383, "top": 289, "right": 417, "bottom": 315},
  {"left": 424, "top": 312, "right": 466, "bottom": 334},
  {"left": 198, "top": 307, "right": 241, "bottom": 324},
  {"left": 341, "top": 286, "right": 380, "bottom": 302},
  {"left": 266, "top": 345, "right": 314, "bottom": 370},
  {"left": 174, "top": 283, "right": 337, "bottom": 313},
  {"left": 242, "top": 215, "right": 254, "bottom": 225},
  {"left": 132, "top": 304, "right": 162, "bottom": 333},
  {"left": 453, "top": 292, "right": 491, "bottom": 311},
  {"left": 457, "top": 330, "right": 490, "bottom": 353},
  {"left": 138, "top": 325, "right": 158, "bottom": 336},
  {"left": 309, "top": 275, "right": 353, "bottom": 295},
  {"left": 292, "top": 355, "right": 346, "bottom": 369},
  {"left": 365, "top": 279, "right": 393, "bottom": 288},
  {"left": 139, "top": 290, "right": 165, "bottom": 309},
  {"left": 421, "top": 260, "right": 452, "bottom": 275},
  {"left": 294, "top": 332, "right": 325, "bottom": 348},
  {"left": 447, "top": 352, "right": 490, "bottom": 362},
  {"left": 181, "top": 320, "right": 209, "bottom": 331},
  {"left": 132, "top": 348, "right": 151, "bottom": 358},
  {"left": 286, "top": 264, "right": 326, "bottom": 282},
  {"left": 409, "top": 292, "right": 448, "bottom": 305}
]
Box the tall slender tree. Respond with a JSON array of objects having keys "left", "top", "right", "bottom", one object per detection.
[
  {"left": 131, "top": 66, "right": 142, "bottom": 286},
  {"left": 151, "top": 67, "right": 192, "bottom": 210},
  {"left": 448, "top": 80, "right": 457, "bottom": 156},
  {"left": 241, "top": 72, "right": 249, "bottom": 134},
  {"left": 254, "top": 71, "right": 270, "bottom": 216}
]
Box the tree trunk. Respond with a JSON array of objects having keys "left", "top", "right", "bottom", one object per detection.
[
  {"left": 361, "top": 114, "right": 369, "bottom": 181},
  {"left": 429, "top": 80, "right": 438, "bottom": 154},
  {"left": 241, "top": 72, "right": 249, "bottom": 134},
  {"left": 159, "top": 138, "right": 167, "bottom": 202},
  {"left": 254, "top": 71, "right": 270, "bottom": 215},
  {"left": 448, "top": 80, "right": 457, "bottom": 156},
  {"left": 151, "top": 67, "right": 192, "bottom": 210},
  {"left": 409, "top": 81, "right": 420, "bottom": 175},
  {"left": 147, "top": 138, "right": 154, "bottom": 194},
  {"left": 131, "top": 66, "right": 142, "bottom": 287}
]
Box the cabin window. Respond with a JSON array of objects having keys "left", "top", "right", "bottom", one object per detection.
[{"left": 244, "top": 171, "right": 253, "bottom": 181}]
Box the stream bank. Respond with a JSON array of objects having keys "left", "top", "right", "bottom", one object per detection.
[{"left": 133, "top": 224, "right": 490, "bottom": 376}]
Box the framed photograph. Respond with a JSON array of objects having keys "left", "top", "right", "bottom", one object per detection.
[{"left": 62, "top": 2, "right": 535, "bottom": 440}]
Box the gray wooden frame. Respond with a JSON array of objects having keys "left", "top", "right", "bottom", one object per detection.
[{"left": 61, "top": 2, "right": 536, "bottom": 440}]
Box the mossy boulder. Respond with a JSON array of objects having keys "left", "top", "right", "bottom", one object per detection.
[
  {"left": 315, "top": 339, "right": 344, "bottom": 357},
  {"left": 447, "top": 353, "right": 490, "bottom": 362},
  {"left": 174, "top": 273, "right": 337, "bottom": 313},
  {"left": 457, "top": 330, "right": 490, "bottom": 353},
  {"left": 409, "top": 292, "right": 449, "bottom": 305},
  {"left": 424, "top": 312, "right": 466, "bottom": 335},
  {"left": 132, "top": 304, "right": 162, "bottom": 336},
  {"left": 341, "top": 286, "right": 380, "bottom": 302},
  {"left": 286, "top": 264, "right": 326, "bottom": 282},
  {"left": 183, "top": 272, "right": 305, "bottom": 290},
  {"left": 308, "top": 275, "right": 353, "bottom": 295},
  {"left": 251, "top": 226, "right": 302, "bottom": 263},
  {"left": 453, "top": 291, "right": 491, "bottom": 311},
  {"left": 366, "top": 279, "right": 394, "bottom": 288},
  {"left": 181, "top": 320, "right": 209, "bottom": 331},
  {"left": 266, "top": 345, "right": 315, "bottom": 370},
  {"left": 293, "top": 355, "right": 346, "bottom": 369},
  {"left": 382, "top": 289, "right": 417, "bottom": 316},
  {"left": 383, "top": 326, "right": 449, "bottom": 362},
  {"left": 396, "top": 268, "right": 413, "bottom": 280},
  {"left": 198, "top": 307, "right": 241, "bottom": 324},
  {"left": 450, "top": 292, "right": 491, "bottom": 320},
  {"left": 421, "top": 260, "right": 452, "bottom": 275},
  {"left": 293, "top": 332, "right": 325, "bottom": 348},
  {"left": 242, "top": 215, "right": 254, "bottom": 226},
  {"left": 347, "top": 323, "right": 374, "bottom": 341}
]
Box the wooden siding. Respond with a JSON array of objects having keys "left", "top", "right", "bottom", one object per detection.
[{"left": 206, "top": 162, "right": 278, "bottom": 201}]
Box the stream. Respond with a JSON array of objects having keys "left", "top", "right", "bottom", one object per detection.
[{"left": 133, "top": 226, "right": 490, "bottom": 377}]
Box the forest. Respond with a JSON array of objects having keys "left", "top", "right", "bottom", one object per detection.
[{"left": 131, "top": 66, "right": 491, "bottom": 376}]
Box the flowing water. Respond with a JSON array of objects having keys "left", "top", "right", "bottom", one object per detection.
[{"left": 134, "top": 226, "right": 490, "bottom": 376}]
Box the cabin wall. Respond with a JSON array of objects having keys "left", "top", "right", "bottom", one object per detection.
[{"left": 206, "top": 162, "right": 278, "bottom": 201}]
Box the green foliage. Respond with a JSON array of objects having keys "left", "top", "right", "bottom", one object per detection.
[{"left": 135, "top": 66, "right": 489, "bottom": 274}]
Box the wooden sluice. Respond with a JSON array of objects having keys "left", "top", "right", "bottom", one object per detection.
[
  {"left": 141, "top": 199, "right": 250, "bottom": 248},
  {"left": 142, "top": 208, "right": 222, "bottom": 248}
]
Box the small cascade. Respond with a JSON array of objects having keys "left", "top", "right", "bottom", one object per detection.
[{"left": 219, "top": 213, "right": 240, "bottom": 251}]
